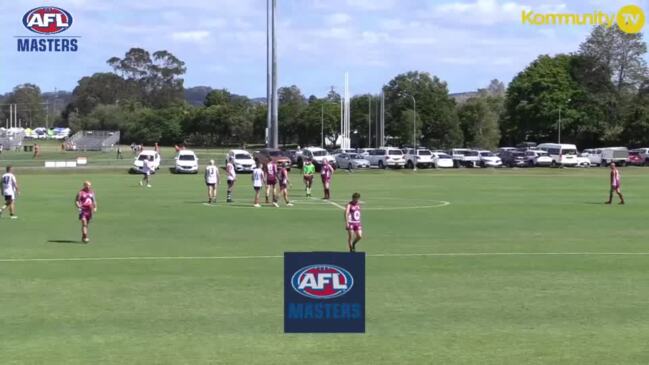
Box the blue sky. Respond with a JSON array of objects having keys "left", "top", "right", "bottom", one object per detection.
[{"left": 1, "top": 0, "right": 647, "bottom": 97}]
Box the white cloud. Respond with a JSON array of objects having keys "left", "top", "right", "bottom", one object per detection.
[
  {"left": 171, "top": 31, "right": 210, "bottom": 42},
  {"left": 431, "top": 0, "right": 530, "bottom": 25},
  {"left": 327, "top": 12, "right": 352, "bottom": 25}
]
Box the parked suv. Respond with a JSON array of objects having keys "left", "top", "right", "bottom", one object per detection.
[
  {"left": 449, "top": 148, "right": 480, "bottom": 168},
  {"left": 631, "top": 148, "right": 649, "bottom": 164},
  {"left": 132, "top": 150, "right": 161, "bottom": 173},
  {"left": 226, "top": 149, "right": 255, "bottom": 172},
  {"left": 174, "top": 149, "right": 199, "bottom": 174},
  {"left": 254, "top": 148, "right": 291, "bottom": 170},
  {"left": 500, "top": 150, "right": 527, "bottom": 167},
  {"left": 367, "top": 147, "right": 406, "bottom": 169},
  {"left": 404, "top": 148, "right": 434, "bottom": 168},
  {"left": 298, "top": 147, "right": 335, "bottom": 169},
  {"left": 524, "top": 150, "right": 552, "bottom": 167},
  {"left": 477, "top": 151, "right": 502, "bottom": 167}
]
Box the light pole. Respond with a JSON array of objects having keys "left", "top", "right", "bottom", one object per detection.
[
  {"left": 368, "top": 95, "right": 371, "bottom": 148},
  {"left": 400, "top": 93, "right": 417, "bottom": 171},
  {"left": 558, "top": 98, "right": 570, "bottom": 144}
]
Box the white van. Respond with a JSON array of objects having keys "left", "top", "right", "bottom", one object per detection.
[
  {"left": 536, "top": 143, "right": 578, "bottom": 167},
  {"left": 581, "top": 147, "right": 629, "bottom": 166},
  {"left": 599, "top": 147, "right": 628, "bottom": 166}
]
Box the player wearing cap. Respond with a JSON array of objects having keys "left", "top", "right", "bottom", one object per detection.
[
  {"left": 0, "top": 166, "right": 19, "bottom": 219},
  {"left": 205, "top": 160, "right": 220, "bottom": 204},
  {"left": 75, "top": 181, "right": 97, "bottom": 243}
]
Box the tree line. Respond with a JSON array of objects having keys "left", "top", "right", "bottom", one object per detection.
[{"left": 2, "top": 25, "right": 648, "bottom": 149}]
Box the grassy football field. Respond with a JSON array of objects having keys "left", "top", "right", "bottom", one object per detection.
[{"left": 2, "top": 150, "right": 649, "bottom": 364}]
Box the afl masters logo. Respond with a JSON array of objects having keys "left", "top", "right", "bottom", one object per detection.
[{"left": 17, "top": 6, "right": 80, "bottom": 52}]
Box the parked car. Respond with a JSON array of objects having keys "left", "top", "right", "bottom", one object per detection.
[
  {"left": 581, "top": 148, "right": 601, "bottom": 166},
  {"left": 627, "top": 150, "right": 645, "bottom": 166},
  {"left": 226, "top": 149, "right": 255, "bottom": 172},
  {"left": 477, "top": 150, "right": 502, "bottom": 168},
  {"left": 431, "top": 152, "right": 454, "bottom": 168},
  {"left": 284, "top": 149, "right": 299, "bottom": 166},
  {"left": 500, "top": 150, "right": 527, "bottom": 167},
  {"left": 524, "top": 150, "right": 552, "bottom": 167},
  {"left": 174, "top": 150, "right": 199, "bottom": 174},
  {"left": 575, "top": 156, "right": 592, "bottom": 167},
  {"left": 332, "top": 148, "right": 356, "bottom": 156},
  {"left": 459, "top": 149, "right": 481, "bottom": 167},
  {"left": 536, "top": 143, "right": 578, "bottom": 167},
  {"left": 298, "top": 147, "right": 335, "bottom": 169},
  {"left": 404, "top": 148, "right": 434, "bottom": 168},
  {"left": 516, "top": 142, "right": 537, "bottom": 151},
  {"left": 497, "top": 147, "right": 517, "bottom": 154},
  {"left": 631, "top": 148, "right": 649, "bottom": 164},
  {"left": 132, "top": 150, "right": 161, "bottom": 173},
  {"left": 335, "top": 153, "right": 370, "bottom": 169},
  {"left": 358, "top": 148, "right": 374, "bottom": 157},
  {"left": 254, "top": 148, "right": 292, "bottom": 170},
  {"left": 599, "top": 147, "right": 629, "bottom": 166},
  {"left": 448, "top": 148, "right": 480, "bottom": 168},
  {"left": 366, "top": 147, "right": 406, "bottom": 169}
]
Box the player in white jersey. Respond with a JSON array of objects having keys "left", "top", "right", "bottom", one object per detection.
[
  {"left": 1, "top": 166, "right": 19, "bottom": 219},
  {"left": 226, "top": 158, "right": 236, "bottom": 203},
  {"left": 251, "top": 162, "right": 265, "bottom": 207},
  {"left": 205, "top": 160, "right": 220, "bottom": 204},
  {"left": 139, "top": 157, "right": 153, "bottom": 188}
]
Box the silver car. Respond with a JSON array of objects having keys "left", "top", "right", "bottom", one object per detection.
[{"left": 335, "top": 153, "right": 370, "bottom": 169}]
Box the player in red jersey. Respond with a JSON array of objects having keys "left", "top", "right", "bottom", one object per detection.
[
  {"left": 265, "top": 160, "right": 279, "bottom": 207},
  {"left": 344, "top": 192, "right": 363, "bottom": 252},
  {"left": 278, "top": 165, "right": 293, "bottom": 207},
  {"left": 75, "top": 181, "right": 97, "bottom": 243},
  {"left": 606, "top": 162, "right": 625, "bottom": 205},
  {"left": 320, "top": 159, "right": 334, "bottom": 200}
]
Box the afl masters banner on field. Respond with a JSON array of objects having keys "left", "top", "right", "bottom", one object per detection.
[{"left": 284, "top": 252, "right": 365, "bottom": 333}]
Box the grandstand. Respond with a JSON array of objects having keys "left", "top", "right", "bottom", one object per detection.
[
  {"left": 66, "top": 130, "right": 120, "bottom": 151},
  {"left": 0, "top": 128, "right": 25, "bottom": 151}
]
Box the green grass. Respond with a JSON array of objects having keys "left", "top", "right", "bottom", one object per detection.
[{"left": 2, "top": 166, "right": 649, "bottom": 364}]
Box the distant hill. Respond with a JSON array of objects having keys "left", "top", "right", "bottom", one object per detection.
[
  {"left": 184, "top": 86, "right": 213, "bottom": 106},
  {"left": 449, "top": 91, "right": 480, "bottom": 103}
]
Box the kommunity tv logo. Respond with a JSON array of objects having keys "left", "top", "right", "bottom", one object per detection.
[{"left": 522, "top": 4, "right": 645, "bottom": 34}]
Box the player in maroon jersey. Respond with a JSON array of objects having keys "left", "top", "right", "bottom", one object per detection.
[
  {"left": 278, "top": 165, "right": 293, "bottom": 207},
  {"left": 265, "top": 160, "right": 279, "bottom": 207},
  {"left": 75, "top": 181, "right": 97, "bottom": 243},
  {"left": 320, "top": 159, "right": 334, "bottom": 200},
  {"left": 344, "top": 192, "right": 363, "bottom": 252}
]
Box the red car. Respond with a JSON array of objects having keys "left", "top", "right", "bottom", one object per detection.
[{"left": 627, "top": 151, "right": 644, "bottom": 166}]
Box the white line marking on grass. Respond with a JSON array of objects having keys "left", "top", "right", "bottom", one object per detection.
[
  {"left": 327, "top": 200, "right": 346, "bottom": 210},
  {"left": 3, "top": 252, "right": 649, "bottom": 263}
]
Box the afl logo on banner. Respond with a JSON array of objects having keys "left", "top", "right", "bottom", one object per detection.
[
  {"left": 291, "top": 264, "right": 354, "bottom": 299},
  {"left": 284, "top": 252, "right": 365, "bottom": 333},
  {"left": 23, "top": 7, "right": 73, "bottom": 34}
]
